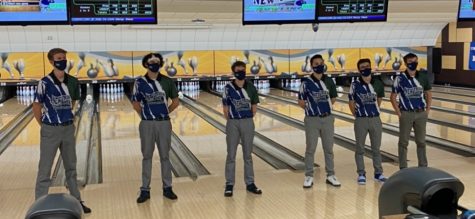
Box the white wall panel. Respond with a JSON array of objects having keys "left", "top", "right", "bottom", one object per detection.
[{"left": 0, "top": 23, "right": 447, "bottom": 52}]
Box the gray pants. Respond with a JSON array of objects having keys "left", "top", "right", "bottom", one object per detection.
[
  {"left": 35, "top": 124, "right": 81, "bottom": 201},
  {"left": 225, "top": 118, "right": 255, "bottom": 186},
  {"left": 139, "top": 120, "right": 173, "bottom": 190},
  {"left": 354, "top": 117, "right": 383, "bottom": 175},
  {"left": 398, "top": 111, "right": 428, "bottom": 169},
  {"left": 304, "top": 115, "right": 335, "bottom": 177}
]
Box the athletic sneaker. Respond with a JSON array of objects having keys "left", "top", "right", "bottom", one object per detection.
[
  {"left": 80, "top": 201, "right": 91, "bottom": 214},
  {"left": 136, "top": 190, "right": 150, "bottom": 203},
  {"left": 224, "top": 185, "right": 233, "bottom": 197},
  {"left": 163, "top": 187, "right": 178, "bottom": 200},
  {"left": 246, "top": 183, "right": 262, "bottom": 195},
  {"left": 303, "top": 176, "right": 314, "bottom": 188},
  {"left": 357, "top": 174, "right": 366, "bottom": 185},
  {"left": 374, "top": 174, "right": 387, "bottom": 183},
  {"left": 326, "top": 175, "right": 341, "bottom": 187}
]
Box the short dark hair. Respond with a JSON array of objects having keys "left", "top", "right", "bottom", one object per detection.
[
  {"left": 310, "top": 54, "right": 324, "bottom": 65},
  {"left": 142, "top": 52, "right": 164, "bottom": 68},
  {"left": 47, "top": 48, "right": 67, "bottom": 61},
  {"left": 231, "top": 61, "right": 246, "bottom": 72},
  {"left": 403, "top": 53, "right": 418, "bottom": 63},
  {"left": 357, "top": 58, "right": 371, "bottom": 69}
]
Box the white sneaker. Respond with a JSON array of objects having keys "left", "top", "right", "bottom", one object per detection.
[
  {"left": 303, "top": 176, "right": 313, "bottom": 188},
  {"left": 326, "top": 175, "right": 341, "bottom": 187}
]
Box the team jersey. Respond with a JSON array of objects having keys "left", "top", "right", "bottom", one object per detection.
[
  {"left": 348, "top": 77, "right": 384, "bottom": 117},
  {"left": 132, "top": 73, "right": 178, "bottom": 120},
  {"left": 35, "top": 72, "right": 80, "bottom": 124},
  {"left": 298, "top": 74, "right": 337, "bottom": 116},
  {"left": 222, "top": 80, "right": 259, "bottom": 119},
  {"left": 392, "top": 71, "right": 431, "bottom": 111}
]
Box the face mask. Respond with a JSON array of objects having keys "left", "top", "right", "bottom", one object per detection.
[
  {"left": 147, "top": 63, "right": 161, "bottom": 73},
  {"left": 234, "top": 70, "right": 246, "bottom": 80},
  {"left": 406, "top": 62, "right": 418, "bottom": 71},
  {"left": 54, "top": 60, "right": 67, "bottom": 71},
  {"left": 312, "top": 65, "right": 325, "bottom": 74},
  {"left": 360, "top": 68, "right": 372, "bottom": 77}
]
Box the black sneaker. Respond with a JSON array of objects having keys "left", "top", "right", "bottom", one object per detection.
[
  {"left": 80, "top": 201, "right": 91, "bottom": 214},
  {"left": 136, "top": 190, "right": 150, "bottom": 203},
  {"left": 163, "top": 187, "right": 178, "bottom": 200},
  {"left": 224, "top": 185, "right": 233, "bottom": 197},
  {"left": 246, "top": 183, "right": 262, "bottom": 195}
]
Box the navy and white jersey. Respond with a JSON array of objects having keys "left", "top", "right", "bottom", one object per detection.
[
  {"left": 35, "top": 72, "right": 80, "bottom": 124},
  {"left": 348, "top": 78, "right": 385, "bottom": 117},
  {"left": 132, "top": 73, "right": 178, "bottom": 120},
  {"left": 392, "top": 71, "right": 431, "bottom": 111},
  {"left": 298, "top": 75, "right": 337, "bottom": 116},
  {"left": 222, "top": 80, "right": 259, "bottom": 119}
]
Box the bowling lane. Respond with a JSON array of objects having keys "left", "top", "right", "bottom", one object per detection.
[
  {"left": 382, "top": 87, "right": 475, "bottom": 104},
  {"left": 272, "top": 89, "right": 474, "bottom": 146},
  {"left": 380, "top": 89, "right": 475, "bottom": 113},
  {"left": 0, "top": 97, "right": 30, "bottom": 129},
  {"left": 373, "top": 96, "right": 473, "bottom": 127},
  {"left": 340, "top": 86, "right": 475, "bottom": 126},
  {"left": 0, "top": 119, "right": 44, "bottom": 190},
  {"left": 98, "top": 94, "right": 145, "bottom": 184},
  {"left": 171, "top": 102, "right": 275, "bottom": 176},
  {"left": 431, "top": 86, "right": 475, "bottom": 97},
  {"left": 196, "top": 91, "right": 395, "bottom": 171},
  {"left": 99, "top": 93, "right": 274, "bottom": 185},
  {"left": 260, "top": 89, "right": 467, "bottom": 159},
  {"left": 363, "top": 86, "right": 475, "bottom": 113}
]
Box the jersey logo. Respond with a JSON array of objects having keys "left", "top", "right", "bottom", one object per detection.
[
  {"left": 51, "top": 95, "right": 72, "bottom": 110},
  {"left": 231, "top": 98, "right": 251, "bottom": 112},
  {"left": 357, "top": 92, "right": 376, "bottom": 104},
  {"left": 402, "top": 87, "right": 423, "bottom": 99},
  {"left": 144, "top": 91, "right": 166, "bottom": 104},
  {"left": 309, "top": 90, "right": 329, "bottom": 103}
]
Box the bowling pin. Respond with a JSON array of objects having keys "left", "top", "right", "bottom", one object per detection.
[{"left": 16, "top": 86, "right": 20, "bottom": 96}]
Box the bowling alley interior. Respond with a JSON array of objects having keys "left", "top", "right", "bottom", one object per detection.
[{"left": 1, "top": 0, "right": 475, "bottom": 218}]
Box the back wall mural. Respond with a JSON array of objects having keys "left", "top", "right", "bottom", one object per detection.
[
  {"left": 0, "top": 47, "right": 429, "bottom": 82},
  {"left": 0, "top": 52, "right": 45, "bottom": 80},
  {"left": 42, "top": 51, "right": 134, "bottom": 80},
  {"left": 132, "top": 51, "right": 214, "bottom": 78},
  {"left": 215, "top": 50, "right": 290, "bottom": 76},
  {"left": 360, "top": 47, "right": 428, "bottom": 72}
]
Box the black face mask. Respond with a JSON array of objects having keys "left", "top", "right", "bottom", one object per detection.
[
  {"left": 406, "top": 62, "right": 418, "bottom": 71},
  {"left": 360, "top": 68, "right": 372, "bottom": 77},
  {"left": 234, "top": 70, "right": 246, "bottom": 80},
  {"left": 312, "top": 65, "right": 325, "bottom": 74},
  {"left": 54, "top": 60, "right": 67, "bottom": 71},
  {"left": 147, "top": 63, "right": 161, "bottom": 73}
]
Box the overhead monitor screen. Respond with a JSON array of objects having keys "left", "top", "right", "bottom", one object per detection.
[
  {"left": 0, "top": 0, "right": 69, "bottom": 24},
  {"left": 317, "top": 0, "right": 388, "bottom": 22},
  {"left": 458, "top": 0, "right": 475, "bottom": 21},
  {"left": 243, "top": 0, "right": 317, "bottom": 24},
  {"left": 70, "top": 0, "right": 157, "bottom": 24}
]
